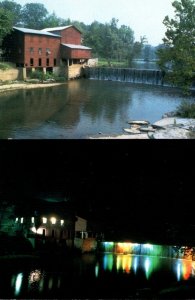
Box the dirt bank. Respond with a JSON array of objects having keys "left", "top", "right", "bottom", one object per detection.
[{"left": 0, "top": 82, "right": 66, "bottom": 93}]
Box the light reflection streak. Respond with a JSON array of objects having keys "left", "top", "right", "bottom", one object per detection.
[
  {"left": 133, "top": 257, "right": 138, "bottom": 274},
  {"left": 103, "top": 254, "right": 114, "bottom": 272},
  {"left": 48, "top": 278, "right": 53, "bottom": 290},
  {"left": 145, "top": 257, "right": 151, "bottom": 279},
  {"left": 15, "top": 273, "right": 23, "bottom": 296},
  {"left": 177, "top": 262, "right": 181, "bottom": 281},
  {"left": 95, "top": 263, "right": 99, "bottom": 278}
]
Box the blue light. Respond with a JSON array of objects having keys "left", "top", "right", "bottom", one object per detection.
[
  {"left": 133, "top": 257, "right": 138, "bottom": 273},
  {"left": 177, "top": 263, "right": 181, "bottom": 281}
]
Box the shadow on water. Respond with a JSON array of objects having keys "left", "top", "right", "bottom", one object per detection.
[{"left": 0, "top": 80, "right": 194, "bottom": 139}]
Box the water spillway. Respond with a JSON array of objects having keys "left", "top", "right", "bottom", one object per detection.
[
  {"left": 86, "top": 67, "right": 167, "bottom": 86},
  {"left": 100, "top": 241, "right": 194, "bottom": 260}
]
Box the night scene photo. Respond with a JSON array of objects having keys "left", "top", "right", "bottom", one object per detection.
[{"left": 0, "top": 0, "right": 195, "bottom": 299}]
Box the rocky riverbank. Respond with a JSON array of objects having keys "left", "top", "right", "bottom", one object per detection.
[{"left": 90, "top": 116, "right": 195, "bottom": 139}]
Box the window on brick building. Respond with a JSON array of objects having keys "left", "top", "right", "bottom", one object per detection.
[
  {"left": 30, "top": 47, "right": 34, "bottom": 54},
  {"left": 30, "top": 58, "right": 34, "bottom": 66},
  {"left": 54, "top": 58, "right": 57, "bottom": 66},
  {"left": 38, "top": 48, "right": 42, "bottom": 55},
  {"left": 46, "top": 58, "right": 49, "bottom": 66},
  {"left": 46, "top": 48, "right": 51, "bottom": 55},
  {"left": 39, "top": 58, "right": 42, "bottom": 66}
]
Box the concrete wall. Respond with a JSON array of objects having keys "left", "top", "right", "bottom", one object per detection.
[
  {"left": 0, "top": 68, "right": 24, "bottom": 81},
  {"left": 82, "top": 238, "right": 97, "bottom": 252},
  {"left": 87, "top": 58, "right": 98, "bottom": 67},
  {"left": 75, "top": 216, "right": 87, "bottom": 232},
  {"left": 74, "top": 237, "right": 97, "bottom": 253},
  {"left": 53, "top": 66, "right": 65, "bottom": 77},
  {"left": 67, "top": 64, "right": 83, "bottom": 79}
]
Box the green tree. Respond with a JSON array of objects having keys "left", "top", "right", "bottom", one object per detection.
[
  {"left": 143, "top": 45, "right": 152, "bottom": 61},
  {"left": 0, "top": 0, "right": 22, "bottom": 26},
  {"left": 21, "top": 3, "right": 48, "bottom": 29},
  {"left": 128, "top": 36, "right": 147, "bottom": 67},
  {"left": 157, "top": 0, "right": 195, "bottom": 93},
  {"left": 0, "top": 8, "right": 13, "bottom": 44},
  {"left": 43, "top": 12, "right": 63, "bottom": 28},
  {"left": 84, "top": 19, "right": 135, "bottom": 64}
]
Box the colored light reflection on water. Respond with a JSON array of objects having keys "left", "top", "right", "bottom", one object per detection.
[
  {"left": 4, "top": 254, "right": 195, "bottom": 298},
  {"left": 95, "top": 263, "right": 99, "bottom": 278},
  {"left": 103, "top": 254, "right": 114, "bottom": 271},
  {"left": 116, "top": 255, "right": 132, "bottom": 273},
  {"left": 176, "top": 259, "right": 194, "bottom": 281},
  {"left": 14, "top": 273, "right": 23, "bottom": 296},
  {"left": 101, "top": 253, "right": 195, "bottom": 281},
  {"left": 144, "top": 256, "right": 161, "bottom": 279}
]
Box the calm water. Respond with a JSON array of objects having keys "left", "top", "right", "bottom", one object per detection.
[
  {"left": 0, "top": 79, "right": 193, "bottom": 139},
  {"left": 1, "top": 253, "right": 195, "bottom": 298}
]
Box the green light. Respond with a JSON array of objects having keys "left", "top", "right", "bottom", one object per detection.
[
  {"left": 95, "top": 263, "right": 99, "bottom": 278},
  {"left": 104, "top": 242, "right": 114, "bottom": 252}
]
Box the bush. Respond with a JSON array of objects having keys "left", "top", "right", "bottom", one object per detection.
[
  {"left": 176, "top": 101, "right": 195, "bottom": 118},
  {"left": 29, "top": 70, "right": 45, "bottom": 80},
  {"left": 0, "top": 62, "right": 12, "bottom": 71},
  {"left": 29, "top": 70, "right": 66, "bottom": 82},
  {"left": 54, "top": 76, "right": 66, "bottom": 82}
]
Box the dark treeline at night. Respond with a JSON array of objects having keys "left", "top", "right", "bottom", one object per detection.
[{"left": 0, "top": 0, "right": 159, "bottom": 66}]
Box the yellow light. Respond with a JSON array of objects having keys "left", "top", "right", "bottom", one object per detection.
[
  {"left": 50, "top": 217, "right": 56, "bottom": 225},
  {"left": 29, "top": 270, "right": 41, "bottom": 283},
  {"left": 37, "top": 228, "right": 44, "bottom": 235},
  {"left": 42, "top": 217, "right": 47, "bottom": 224},
  {"left": 31, "top": 227, "right": 37, "bottom": 233}
]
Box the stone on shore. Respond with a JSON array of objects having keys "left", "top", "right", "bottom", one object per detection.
[{"left": 128, "top": 120, "right": 150, "bottom": 125}]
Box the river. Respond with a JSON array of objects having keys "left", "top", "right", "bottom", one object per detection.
[
  {"left": 1, "top": 252, "right": 195, "bottom": 298},
  {"left": 0, "top": 79, "right": 193, "bottom": 139}
]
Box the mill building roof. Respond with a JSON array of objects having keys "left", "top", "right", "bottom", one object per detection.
[
  {"left": 13, "top": 27, "right": 61, "bottom": 37},
  {"left": 61, "top": 43, "right": 92, "bottom": 50},
  {"left": 42, "top": 25, "right": 82, "bottom": 33}
]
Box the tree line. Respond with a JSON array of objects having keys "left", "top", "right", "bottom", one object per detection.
[
  {"left": 0, "top": 0, "right": 158, "bottom": 66},
  {"left": 0, "top": 0, "right": 195, "bottom": 92}
]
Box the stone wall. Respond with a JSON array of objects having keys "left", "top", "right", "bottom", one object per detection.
[
  {"left": 0, "top": 68, "right": 24, "bottom": 81},
  {"left": 67, "top": 64, "right": 83, "bottom": 79}
]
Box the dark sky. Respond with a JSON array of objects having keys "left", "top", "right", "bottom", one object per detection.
[{"left": 0, "top": 140, "right": 195, "bottom": 233}]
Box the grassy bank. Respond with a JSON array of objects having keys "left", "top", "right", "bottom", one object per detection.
[{"left": 176, "top": 101, "right": 195, "bottom": 118}]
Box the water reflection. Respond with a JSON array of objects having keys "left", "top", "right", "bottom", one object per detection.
[
  {"left": 14, "top": 273, "right": 23, "bottom": 296},
  {"left": 0, "top": 80, "right": 192, "bottom": 138},
  {"left": 2, "top": 254, "right": 195, "bottom": 298},
  {"left": 102, "top": 253, "right": 195, "bottom": 281}
]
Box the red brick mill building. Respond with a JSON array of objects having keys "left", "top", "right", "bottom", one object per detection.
[{"left": 2, "top": 25, "right": 92, "bottom": 79}]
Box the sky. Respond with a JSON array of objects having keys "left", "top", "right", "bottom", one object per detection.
[{"left": 14, "top": 0, "right": 175, "bottom": 46}]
